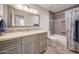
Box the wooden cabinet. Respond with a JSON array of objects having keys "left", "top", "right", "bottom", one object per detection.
[
  {"left": 0, "top": 38, "right": 21, "bottom": 51},
  {"left": 22, "top": 41, "right": 34, "bottom": 54},
  {"left": 0, "top": 38, "right": 22, "bottom": 54},
  {"left": 22, "top": 35, "right": 40, "bottom": 54},
  {"left": 40, "top": 33, "right": 47, "bottom": 53},
  {"left": 22, "top": 33, "right": 47, "bottom": 54},
  {"left": 34, "top": 39, "right": 40, "bottom": 53},
  {"left": 0, "top": 32, "right": 47, "bottom": 54},
  {"left": 0, "top": 45, "right": 21, "bottom": 54}
]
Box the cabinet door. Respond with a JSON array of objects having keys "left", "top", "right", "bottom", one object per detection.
[
  {"left": 40, "top": 33, "right": 47, "bottom": 53},
  {"left": 34, "top": 39, "right": 40, "bottom": 54},
  {"left": 0, "top": 45, "right": 21, "bottom": 54},
  {"left": 40, "top": 38, "right": 47, "bottom": 53},
  {"left": 22, "top": 41, "right": 34, "bottom": 54}
]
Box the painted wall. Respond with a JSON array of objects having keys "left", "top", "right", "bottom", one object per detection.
[
  {"left": 0, "top": 4, "right": 4, "bottom": 16},
  {"left": 0, "top": 5, "right": 8, "bottom": 26}
]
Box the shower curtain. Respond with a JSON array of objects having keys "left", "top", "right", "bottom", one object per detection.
[{"left": 65, "top": 7, "right": 79, "bottom": 52}]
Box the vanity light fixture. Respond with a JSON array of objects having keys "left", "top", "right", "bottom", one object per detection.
[
  {"left": 29, "top": 8, "right": 34, "bottom": 13},
  {"left": 24, "top": 6, "right": 28, "bottom": 11},
  {"left": 17, "top": 4, "right": 23, "bottom": 9},
  {"left": 33, "top": 10, "right": 38, "bottom": 14},
  {"left": 14, "top": 4, "right": 38, "bottom": 14},
  {"left": 29, "top": 8, "right": 38, "bottom": 14}
]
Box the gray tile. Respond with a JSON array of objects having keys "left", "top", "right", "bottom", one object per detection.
[{"left": 44, "top": 38, "right": 75, "bottom": 54}]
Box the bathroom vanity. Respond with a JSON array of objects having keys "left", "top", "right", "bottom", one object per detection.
[
  {"left": 0, "top": 30, "right": 47, "bottom": 54},
  {"left": 0, "top": 5, "right": 48, "bottom": 54}
]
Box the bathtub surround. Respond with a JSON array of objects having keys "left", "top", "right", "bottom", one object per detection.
[
  {"left": 54, "top": 13, "right": 66, "bottom": 36},
  {"left": 49, "top": 11, "right": 66, "bottom": 36},
  {"left": 49, "top": 5, "right": 79, "bottom": 52},
  {"left": 49, "top": 5, "right": 79, "bottom": 36},
  {"left": 48, "top": 5, "right": 79, "bottom": 53}
]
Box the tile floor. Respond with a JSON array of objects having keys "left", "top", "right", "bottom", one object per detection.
[{"left": 44, "top": 35, "right": 76, "bottom": 54}]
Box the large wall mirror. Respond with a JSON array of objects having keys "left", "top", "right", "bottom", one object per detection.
[{"left": 7, "top": 5, "right": 40, "bottom": 27}]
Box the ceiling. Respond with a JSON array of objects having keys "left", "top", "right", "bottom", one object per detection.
[{"left": 38, "top": 4, "right": 77, "bottom": 13}]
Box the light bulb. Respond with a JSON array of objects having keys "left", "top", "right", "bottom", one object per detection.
[
  {"left": 17, "top": 4, "right": 23, "bottom": 9},
  {"left": 29, "top": 8, "right": 34, "bottom": 13},
  {"left": 24, "top": 6, "right": 28, "bottom": 11},
  {"left": 33, "top": 10, "right": 38, "bottom": 14}
]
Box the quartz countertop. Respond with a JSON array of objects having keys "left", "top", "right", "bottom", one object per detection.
[{"left": 0, "top": 30, "right": 47, "bottom": 42}]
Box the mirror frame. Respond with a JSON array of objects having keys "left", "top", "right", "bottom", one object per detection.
[{"left": 7, "top": 5, "right": 40, "bottom": 27}]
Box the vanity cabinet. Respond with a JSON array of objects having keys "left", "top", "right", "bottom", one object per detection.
[
  {"left": 0, "top": 38, "right": 22, "bottom": 54},
  {"left": 22, "top": 35, "right": 40, "bottom": 54},
  {"left": 0, "top": 45, "right": 21, "bottom": 54},
  {"left": 0, "top": 32, "right": 47, "bottom": 54},
  {"left": 22, "top": 40, "right": 35, "bottom": 54},
  {"left": 22, "top": 40, "right": 40, "bottom": 54},
  {"left": 34, "top": 39, "right": 40, "bottom": 53},
  {"left": 40, "top": 33, "right": 47, "bottom": 53}
]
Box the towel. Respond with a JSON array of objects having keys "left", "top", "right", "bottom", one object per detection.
[{"left": 0, "top": 19, "right": 6, "bottom": 32}]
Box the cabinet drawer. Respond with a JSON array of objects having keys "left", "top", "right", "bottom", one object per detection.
[
  {"left": 22, "top": 34, "right": 40, "bottom": 43},
  {"left": 0, "top": 38, "right": 21, "bottom": 51},
  {"left": 40, "top": 33, "right": 47, "bottom": 39}
]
